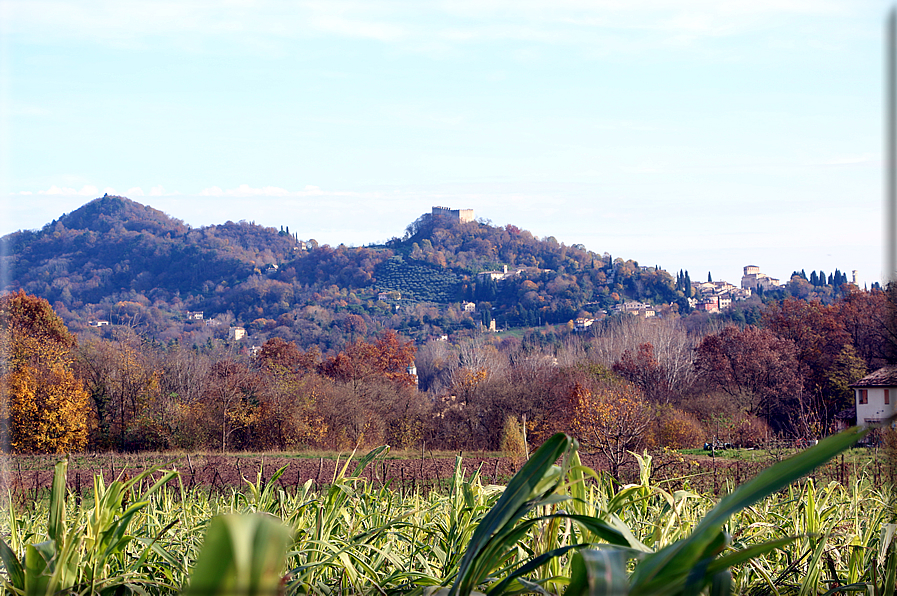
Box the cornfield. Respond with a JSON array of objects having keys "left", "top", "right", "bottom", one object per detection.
[{"left": 0, "top": 427, "right": 893, "bottom": 595}]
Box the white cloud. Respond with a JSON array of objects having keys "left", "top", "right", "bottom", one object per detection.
[
  {"left": 125, "top": 187, "right": 145, "bottom": 196},
  {"left": 198, "top": 186, "right": 223, "bottom": 196},
  {"left": 149, "top": 186, "right": 167, "bottom": 196},
  {"left": 37, "top": 185, "right": 100, "bottom": 196}
]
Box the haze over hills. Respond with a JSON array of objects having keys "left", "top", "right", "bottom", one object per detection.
[{"left": 0, "top": 196, "right": 848, "bottom": 349}]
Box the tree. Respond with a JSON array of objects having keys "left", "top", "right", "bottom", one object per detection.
[
  {"left": 762, "top": 299, "right": 852, "bottom": 432},
  {"left": 319, "top": 330, "right": 416, "bottom": 389},
  {"left": 0, "top": 291, "right": 89, "bottom": 453},
  {"left": 612, "top": 343, "right": 670, "bottom": 404},
  {"left": 79, "top": 332, "right": 162, "bottom": 450},
  {"left": 254, "top": 338, "right": 325, "bottom": 449},
  {"left": 694, "top": 325, "right": 802, "bottom": 434},
  {"left": 317, "top": 331, "right": 418, "bottom": 448},
  {"left": 570, "top": 379, "right": 652, "bottom": 479},
  {"left": 203, "top": 359, "right": 261, "bottom": 452}
]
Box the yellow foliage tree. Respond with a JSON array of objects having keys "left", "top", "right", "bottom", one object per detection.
[
  {"left": 1, "top": 291, "right": 90, "bottom": 453},
  {"left": 7, "top": 363, "right": 88, "bottom": 453}
]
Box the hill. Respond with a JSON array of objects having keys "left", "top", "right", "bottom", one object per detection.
[{"left": 2, "top": 197, "right": 692, "bottom": 347}]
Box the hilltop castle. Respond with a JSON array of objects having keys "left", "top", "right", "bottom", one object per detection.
[
  {"left": 741, "top": 265, "right": 781, "bottom": 291},
  {"left": 432, "top": 206, "right": 474, "bottom": 223}
]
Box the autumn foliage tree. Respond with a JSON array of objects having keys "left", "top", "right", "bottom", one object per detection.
[
  {"left": 613, "top": 342, "right": 670, "bottom": 404},
  {"left": 569, "top": 373, "right": 653, "bottom": 479},
  {"left": 0, "top": 291, "right": 89, "bottom": 453},
  {"left": 78, "top": 332, "right": 162, "bottom": 450},
  {"left": 254, "top": 338, "right": 325, "bottom": 449},
  {"left": 761, "top": 299, "right": 860, "bottom": 433},
  {"left": 694, "top": 325, "right": 802, "bottom": 434},
  {"left": 317, "top": 331, "right": 421, "bottom": 448}
]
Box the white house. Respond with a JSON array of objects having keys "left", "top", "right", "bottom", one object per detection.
[
  {"left": 851, "top": 366, "right": 897, "bottom": 426},
  {"left": 573, "top": 317, "right": 594, "bottom": 331}
]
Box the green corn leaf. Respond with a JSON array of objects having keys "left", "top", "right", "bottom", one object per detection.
[
  {"left": 184, "top": 514, "right": 290, "bottom": 596},
  {"left": 47, "top": 460, "right": 67, "bottom": 546},
  {"left": 139, "top": 470, "right": 179, "bottom": 499},
  {"left": 450, "top": 433, "right": 573, "bottom": 596},
  {"left": 708, "top": 569, "right": 732, "bottom": 596},
  {"left": 487, "top": 543, "right": 586, "bottom": 596},
  {"left": 0, "top": 536, "right": 24, "bottom": 590},
  {"left": 706, "top": 536, "right": 797, "bottom": 576},
  {"left": 882, "top": 538, "right": 896, "bottom": 596},
  {"left": 352, "top": 445, "right": 390, "bottom": 478},
  {"left": 565, "top": 548, "right": 630, "bottom": 596},
  {"left": 630, "top": 425, "right": 868, "bottom": 593},
  {"left": 819, "top": 583, "right": 874, "bottom": 596},
  {"left": 24, "top": 541, "right": 53, "bottom": 596},
  {"left": 561, "top": 513, "right": 634, "bottom": 548},
  {"left": 7, "top": 492, "right": 20, "bottom": 554}
]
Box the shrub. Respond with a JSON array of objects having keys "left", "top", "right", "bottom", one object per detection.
[
  {"left": 500, "top": 415, "right": 527, "bottom": 456},
  {"left": 654, "top": 406, "right": 703, "bottom": 449},
  {"left": 732, "top": 412, "right": 772, "bottom": 448}
]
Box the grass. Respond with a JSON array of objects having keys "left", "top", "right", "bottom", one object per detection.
[{"left": 678, "top": 446, "right": 882, "bottom": 465}]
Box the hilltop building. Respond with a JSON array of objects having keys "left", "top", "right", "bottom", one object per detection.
[
  {"left": 612, "top": 301, "right": 656, "bottom": 318},
  {"left": 432, "top": 206, "right": 474, "bottom": 223},
  {"left": 741, "top": 265, "right": 781, "bottom": 291},
  {"left": 689, "top": 279, "right": 751, "bottom": 312}
]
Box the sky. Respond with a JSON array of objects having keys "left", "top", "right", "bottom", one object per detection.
[{"left": 0, "top": 0, "right": 890, "bottom": 288}]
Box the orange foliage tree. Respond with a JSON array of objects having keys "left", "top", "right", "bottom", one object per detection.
[
  {"left": 317, "top": 330, "right": 420, "bottom": 448},
  {"left": 570, "top": 379, "right": 653, "bottom": 479},
  {"left": 318, "top": 330, "right": 417, "bottom": 391},
  {"left": 0, "top": 291, "right": 89, "bottom": 453}
]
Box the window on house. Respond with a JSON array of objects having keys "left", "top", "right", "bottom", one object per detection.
[
  {"left": 886, "top": 389, "right": 890, "bottom": 405},
  {"left": 859, "top": 389, "right": 868, "bottom": 404}
]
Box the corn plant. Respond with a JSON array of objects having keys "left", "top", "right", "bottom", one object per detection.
[
  {"left": 0, "top": 424, "right": 892, "bottom": 595},
  {"left": 564, "top": 425, "right": 881, "bottom": 596},
  {"left": 0, "top": 458, "right": 178, "bottom": 595},
  {"left": 182, "top": 513, "right": 290, "bottom": 596}
]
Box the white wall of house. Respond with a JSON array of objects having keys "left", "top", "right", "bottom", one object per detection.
[{"left": 855, "top": 387, "right": 896, "bottom": 425}]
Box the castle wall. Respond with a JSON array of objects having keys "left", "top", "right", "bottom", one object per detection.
[{"left": 432, "top": 206, "right": 475, "bottom": 223}]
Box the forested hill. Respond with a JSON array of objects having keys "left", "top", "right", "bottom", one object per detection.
[
  {"left": 2, "top": 197, "right": 690, "bottom": 347},
  {"left": 3, "top": 195, "right": 301, "bottom": 302}
]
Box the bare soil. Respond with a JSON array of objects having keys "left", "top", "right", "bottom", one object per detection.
[{"left": 0, "top": 452, "right": 612, "bottom": 496}]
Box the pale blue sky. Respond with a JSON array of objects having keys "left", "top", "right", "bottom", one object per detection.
[{"left": 0, "top": 1, "right": 888, "bottom": 287}]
